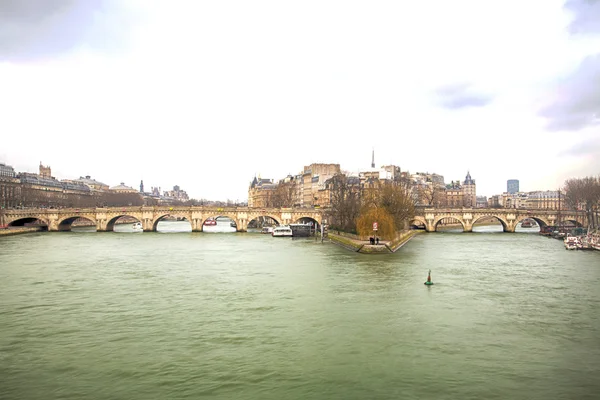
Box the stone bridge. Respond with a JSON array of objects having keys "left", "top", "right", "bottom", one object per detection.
[
  {"left": 411, "top": 208, "right": 587, "bottom": 232},
  {"left": 2, "top": 206, "right": 324, "bottom": 232}
]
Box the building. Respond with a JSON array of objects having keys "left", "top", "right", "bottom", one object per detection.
[
  {"left": 0, "top": 163, "right": 20, "bottom": 209},
  {"left": 164, "top": 185, "right": 189, "bottom": 201},
  {"left": 39, "top": 162, "right": 52, "bottom": 179},
  {"left": 488, "top": 194, "right": 503, "bottom": 208},
  {"left": 69, "top": 176, "right": 109, "bottom": 192},
  {"left": 301, "top": 163, "right": 341, "bottom": 207},
  {"left": 507, "top": 179, "right": 519, "bottom": 194},
  {"left": 110, "top": 183, "right": 138, "bottom": 193},
  {"left": 526, "top": 190, "right": 565, "bottom": 210},
  {"left": 248, "top": 163, "right": 341, "bottom": 208},
  {"left": 462, "top": 171, "right": 476, "bottom": 207},
  {"left": 445, "top": 181, "right": 464, "bottom": 208},
  {"left": 503, "top": 192, "right": 529, "bottom": 209},
  {"left": 476, "top": 196, "right": 488, "bottom": 208},
  {"left": 1, "top": 163, "right": 16, "bottom": 178},
  {"left": 248, "top": 176, "right": 277, "bottom": 207}
]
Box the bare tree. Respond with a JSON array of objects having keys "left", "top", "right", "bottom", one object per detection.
[
  {"left": 99, "top": 192, "right": 144, "bottom": 207},
  {"left": 328, "top": 174, "right": 361, "bottom": 233},
  {"left": 417, "top": 184, "right": 446, "bottom": 207},
  {"left": 379, "top": 179, "right": 416, "bottom": 229},
  {"left": 564, "top": 176, "right": 600, "bottom": 229}
]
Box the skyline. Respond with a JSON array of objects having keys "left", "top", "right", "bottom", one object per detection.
[{"left": 1, "top": 0, "right": 599, "bottom": 201}]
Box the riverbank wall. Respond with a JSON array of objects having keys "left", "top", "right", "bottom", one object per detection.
[
  {"left": 328, "top": 230, "right": 422, "bottom": 254},
  {"left": 0, "top": 227, "right": 43, "bottom": 237}
]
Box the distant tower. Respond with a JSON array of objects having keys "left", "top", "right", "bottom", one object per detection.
[
  {"left": 371, "top": 148, "right": 375, "bottom": 168},
  {"left": 39, "top": 161, "right": 52, "bottom": 178},
  {"left": 462, "top": 171, "right": 476, "bottom": 207},
  {"left": 140, "top": 180, "right": 144, "bottom": 193},
  {"left": 507, "top": 179, "right": 519, "bottom": 194}
]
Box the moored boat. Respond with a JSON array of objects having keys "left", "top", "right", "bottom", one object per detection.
[
  {"left": 261, "top": 226, "right": 274, "bottom": 234},
  {"left": 132, "top": 222, "right": 143, "bottom": 232},
  {"left": 204, "top": 218, "right": 217, "bottom": 226},
  {"left": 564, "top": 235, "right": 580, "bottom": 250},
  {"left": 289, "top": 223, "right": 313, "bottom": 237},
  {"left": 272, "top": 226, "right": 293, "bottom": 237},
  {"left": 521, "top": 219, "right": 536, "bottom": 228}
]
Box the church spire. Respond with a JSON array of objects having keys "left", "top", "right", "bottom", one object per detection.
[{"left": 371, "top": 148, "right": 375, "bottom": 168}]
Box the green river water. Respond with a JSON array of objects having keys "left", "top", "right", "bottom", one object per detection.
[{"left": 1, "top": 222, "right": 599, "bottom": 399}]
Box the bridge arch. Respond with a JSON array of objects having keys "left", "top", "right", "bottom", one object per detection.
[
  {"left": 106, "top": 214, "right": 142, "bottom": 232},
  {"left": 58, "top": 216, "right": 97, "bottom": 232},
  {"left": 515, "top": 215, "right": 550, "bottom": 229},
  {"left": 433, "top": 216, "right": 465, "bottom": 232},
  {"left": 471, "top": 214, "right": 509, "bottom": 232},
  {"left": 152, "top": 213, "right": 192, "bottom": 232},
  {"left": 7, "top": 216, "right": 49, "bottom": 230},
  {"left": 409, "top": 216, "right": 427, "bottom": 229},
  {"left": 247, "top": 214, "right": 282, "bottom": 226},
  {"left": 295, "top": 216, "right": 320, "bottom": 229},
  {"left": 561, "top": 218, "right": 584, "bottom": 227},
  {"left": 202, "top": 214, "right": 240, "bottom": 224}
]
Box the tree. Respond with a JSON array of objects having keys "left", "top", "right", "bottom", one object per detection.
[
  {"left": 356, "top": 206, "right": 395, "bottom": 239},
  {"left": 360, "top": 179, "right": 415, "bottom": 230},
  {"left": 99, "top": 192, "right": 144, "bottom": 207},
  {"left": 269, "top": 182, "right": 296, "bottom": 208},
  {"left": 564, "top": 175, "right": 600, "bottom": 229},
  {"left": 379, "top": 179, "right": 416, "bottom": 229},
  {"left": 417, "top": 184, "right": 446, "bottom": 207},
  {"left": 328, "top": 174, "right": 361, "bottom": 233}
]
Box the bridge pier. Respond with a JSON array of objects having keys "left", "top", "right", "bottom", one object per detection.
[
  {"left": 236, "top": 219, "right": 248, "bottom": 233},
  {"left": 503, "top": 222, "right": 517, "bottom": 233},
  {"left": 192, "top": 218, "right": 203, "bottom": 232}
]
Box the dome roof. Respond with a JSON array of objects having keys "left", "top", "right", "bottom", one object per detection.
[{"left": 110, "top": 182, "right": 136, "bottom": 191}]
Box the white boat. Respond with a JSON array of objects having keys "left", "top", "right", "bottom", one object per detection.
[
  {"left": 272, "top": 226, "right": 293, "bottom": 237},
  {"left": 261, "top": 226, "right": 274, "bottom": 234},
  {"left": 132, "top": 222, "right": 143, "bottom": 232},
  {"left": 564, "top": 235, "right": 580, "bottom": 250}
]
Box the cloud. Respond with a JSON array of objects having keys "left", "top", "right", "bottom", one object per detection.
[
  {"left": 565, "top": 0, "right": 600, "bottom": 35},
  {"left": 559, "top": 135, "right": 600, "bottom": 158},
  {"left": 539, "top": 53, "right": 600, "bottom": 131},
  {"left": 0, "top": 0, "right": 137, "bottom": 62},
  {"left": 433, "top": 83, "right": 494, "bottom": 110}
]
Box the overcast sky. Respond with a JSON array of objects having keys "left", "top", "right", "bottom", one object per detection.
[{"left": 1, "top": 0, "right": 599, "bottom": 201}]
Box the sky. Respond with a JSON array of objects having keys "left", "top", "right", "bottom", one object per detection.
[{"left": 1, "top": 0, "right": 599, "bottom": 201}]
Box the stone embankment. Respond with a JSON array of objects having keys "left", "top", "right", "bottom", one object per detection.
[
  {"left": 328, "top": 230, "right": 423, "bottom": 254},
  {"left": 0, "top": 227, "right": 43, "bottom": 237}
]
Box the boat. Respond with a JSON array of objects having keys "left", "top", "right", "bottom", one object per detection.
[
  {"left": 521, "top": 219, "right": 536, "bottom": 228},
  {"left": 272, "top": 226, "right": 293, "bottom": 237},
  {"left": 261, "top": 226, "right": 274, "bottom": 234},
  {"left": 230, "top": 221, "right": 237, "bottom": 228},
  {"left": 289, "top": 223, "right": 313, "bottom": 237},
  {"left": 132, "top": 222, "right": 143, "bottom": 232},
  {"left": 204, "top": 218, "right": 217, "bottom": 226},
  {"left": 588, "top": 229, "right": 600, "bottom": 251},
  {"left": 564, "top": 235, "right": 580, "bottom": 250}
]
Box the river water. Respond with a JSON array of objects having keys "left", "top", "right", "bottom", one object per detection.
[{"left": 1, "top": 222, "right": 599, "bottom": 400}]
